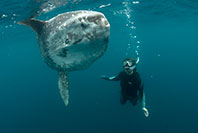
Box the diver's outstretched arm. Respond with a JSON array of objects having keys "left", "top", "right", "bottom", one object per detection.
[
  {"left": 140, "top": 92, "right": 149, "bottom": 117},
  {"left": 101, "top": 75, "right": 120, "bottom": 81},
  {"left": 139, "top": 82, "right": 149, "bottom": 117},
  {"left": 142, "top": 96, "right": 149, "bottom": 117}
]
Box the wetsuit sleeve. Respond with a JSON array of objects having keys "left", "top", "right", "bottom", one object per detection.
[{"left": 139, "top": 81, "right": 146, "bottom": 108}]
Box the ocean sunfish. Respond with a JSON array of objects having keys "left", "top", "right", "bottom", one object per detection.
[{"left": 19, "top": 10, "right": 110, "bottom": 106}]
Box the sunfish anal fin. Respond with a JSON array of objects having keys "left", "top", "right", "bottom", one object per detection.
[
  {"left": 58, "top": 72, "right": 69, "bottom": 106},
  {"left": 18, "top": 18, "right": 46, "bottom": 33}
]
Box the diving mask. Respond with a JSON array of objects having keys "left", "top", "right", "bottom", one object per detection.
[{"left": 123, "top": 60, "right": 136, "bottom": 71}]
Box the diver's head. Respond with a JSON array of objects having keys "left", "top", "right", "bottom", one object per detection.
[{"left": 123, "top": 58, "right": 137, "bottom": 75}]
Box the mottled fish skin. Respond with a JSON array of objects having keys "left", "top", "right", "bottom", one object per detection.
[
  {"left": 37, "top": 10, "right": 110, "bottom": 72},
  {"left": 19, "top": 10, "right": 110, "bottom": 106}
]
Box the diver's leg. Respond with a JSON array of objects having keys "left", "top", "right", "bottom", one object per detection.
[
  {"left": 120, "top": 94, "right": 127, "bottom": 105},
  {"left": 129, "top": 96, "right": 138, "bottom": 106}
]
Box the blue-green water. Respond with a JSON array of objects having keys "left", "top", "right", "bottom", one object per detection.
[{"left": 0, "top": 0, "right": 198, "bottom": 132}]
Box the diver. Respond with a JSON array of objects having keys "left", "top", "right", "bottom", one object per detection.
[{"left": 101, "top": 57, "right": 149, "bottom": 117}]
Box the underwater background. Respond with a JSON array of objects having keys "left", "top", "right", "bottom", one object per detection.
[{"left": 0, "top": 0, "right": 198, "bottom": 132}]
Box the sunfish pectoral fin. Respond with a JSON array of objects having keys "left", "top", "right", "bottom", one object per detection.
[
  {"left": 18, "top": 18, "right": 46, "bottom": 33},
  {"left": 58, "top": 72, "right": 69, "bottom": 106}
]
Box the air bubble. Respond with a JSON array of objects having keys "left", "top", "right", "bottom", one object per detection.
[
  {"left": 123, "top": 0, "right": 140, "bottom": 58},
  {"left": 131, "top": 26, "right": 136, "bottom": 29},
  {"left": 1, "top": 14, "right": 8, "bottom": 18},
  {"left": 130, "top": 21, "right": 134, "bottom": 24},
  {"left": 132, "top": 1, "right": 140, "bottom": 4}
]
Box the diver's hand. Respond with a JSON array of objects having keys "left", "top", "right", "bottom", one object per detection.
[
  {"left": 100, "top": 75, "right": 109, "bottom": 80},
  {"left": 142, "top": 107, "right": 149, "bottom": 117}
]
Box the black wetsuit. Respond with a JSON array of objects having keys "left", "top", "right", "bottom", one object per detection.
[{"left": 109, "top": 70, "right": 143, "bottom": 105}]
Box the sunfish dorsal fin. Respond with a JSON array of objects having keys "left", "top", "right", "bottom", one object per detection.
[
  {"left": 18, "top": 18, "right": 46, "bottom": 33},
  {"left": 58, "top": 72, "right": 69, "bottom": 106}
]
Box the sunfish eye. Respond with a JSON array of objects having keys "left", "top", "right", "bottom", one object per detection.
[
  {"left": 65, "top": 39, "right": 70, "bottom": 44},
  {"left": 81, "top": 23, "right": 88, "bottom": 29}
]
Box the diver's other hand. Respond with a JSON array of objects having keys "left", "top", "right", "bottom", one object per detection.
[
  {"left": 100, "top": 75, "right": 109, "bottom": 80},
  {"left": 142, "top": 107, "right": 149, "bottom": 117}
]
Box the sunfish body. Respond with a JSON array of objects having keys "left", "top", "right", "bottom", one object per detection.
[{"left": 19, "top": 10, "right": 110, "bottom": 106}]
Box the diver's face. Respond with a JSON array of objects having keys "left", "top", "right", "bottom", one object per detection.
[{"left": 123, "top": 61, "right": 135, "bottom": 75}]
